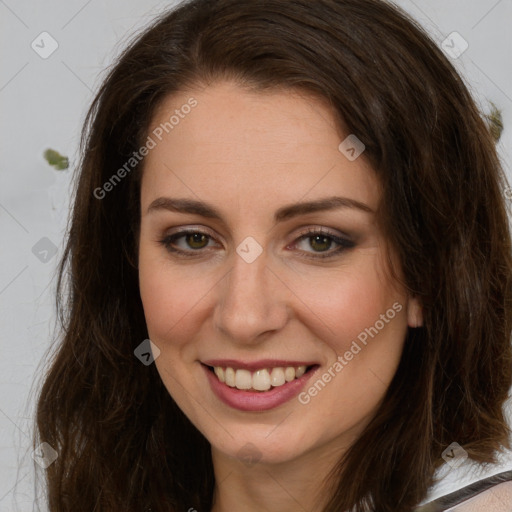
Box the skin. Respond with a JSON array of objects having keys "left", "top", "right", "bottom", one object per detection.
[
  {"left": 138, "top": 80, "right": 423, "bottom": 512},
  {"left": 448, "top": 482, "right": 512, "bottom": 511}
]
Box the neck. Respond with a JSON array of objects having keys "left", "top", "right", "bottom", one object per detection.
[{"left": 209, "top": 442, "right": 347, "bottom": 512}]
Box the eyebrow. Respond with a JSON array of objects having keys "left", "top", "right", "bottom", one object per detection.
[{"left": 146, "top": 196, "right": 373, "bottom": 223}]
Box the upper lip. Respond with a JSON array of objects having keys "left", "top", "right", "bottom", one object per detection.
[{"left": 202, "top": 359, "right": 317, "bottom": 371}]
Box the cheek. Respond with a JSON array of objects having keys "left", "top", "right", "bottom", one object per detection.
[
  {"left": 138, "top": 248, "right": 211, "bottom": 347},
  {"left": 288, "top": 251, "right": 405, "bottom": 354}
]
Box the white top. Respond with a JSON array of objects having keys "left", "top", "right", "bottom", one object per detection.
[{"left": 416, "top": 453, "right": 512, "bottom": 511}]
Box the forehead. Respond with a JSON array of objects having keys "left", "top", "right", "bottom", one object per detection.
[{"left": 140, "top": 81, "right": 380, "bottom": 214}]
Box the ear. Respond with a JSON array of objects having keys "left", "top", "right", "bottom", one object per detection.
[{"left": 406, "top": 296, "right": 423, "bottom": 328}]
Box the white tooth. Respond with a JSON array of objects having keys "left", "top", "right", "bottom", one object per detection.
[
  {"left": 235, "top": 369, "right": 252, "bottom": 390},
  {"left": 270, "top": 367, "right": 285, "bottom": 386},
  {"left": 295, "top": 365, "right": 306, "bottom": 378},
  {"left": 214, "top": 367, "right": 225, "bottom": 383},
  {"left": 284, "top": 367, "right": 296, "bottom": 382},
  {"left": 220, "top": 365, "right": 304, "bottom": 390},
  {"left": 252, "top": 369, "right": 271, "bottom": 391},
  {"left": 225, "top": 367, "right": 236, "bottom": 387}
]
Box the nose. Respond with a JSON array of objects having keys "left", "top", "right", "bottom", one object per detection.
[{"left": 213, "top": 248, "right": 289, "bottom": 345}]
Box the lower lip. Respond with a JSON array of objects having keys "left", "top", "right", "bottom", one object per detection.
[{"left": 203, "top": 364, "right": 318, "bottom": 412}]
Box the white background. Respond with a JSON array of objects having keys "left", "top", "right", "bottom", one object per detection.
[{"left": 1, "top": 0, "right": 512, "bottom": 510}]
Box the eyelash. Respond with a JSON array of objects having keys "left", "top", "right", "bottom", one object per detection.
[{"left": 157, "top": 227, "right": 355, "bottom": 260}]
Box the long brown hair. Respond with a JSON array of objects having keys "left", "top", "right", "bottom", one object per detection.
[{"left": 34, "top": 0, "right": 512, "bottom": 510}]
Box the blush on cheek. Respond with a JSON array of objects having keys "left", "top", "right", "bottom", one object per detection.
[
  {"left": 139, "top": 277, "right": 208, "bottom": 351},
  {"left": 294, "top": 272, "right": 398, "bottom": 350}
]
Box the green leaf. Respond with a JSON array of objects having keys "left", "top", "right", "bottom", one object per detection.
[
  {"left": 485, "top": 102, "right": 504, "bottom": 143},
  {"left": 43, "top": 148, "right": 69, "bottom": 170}
]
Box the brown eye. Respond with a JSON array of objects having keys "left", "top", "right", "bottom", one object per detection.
[
  {"left": 185, "top": 233, "right": 209, "bottom": 249},
  {"left": 308, "top": 234, "right": 333, "bottom": 252},
  {"left": 292, "top": 228, "right": 355, "bottom": 259},
  {"left": 159, "top": 229, "right": 217, "bottom": 255}
]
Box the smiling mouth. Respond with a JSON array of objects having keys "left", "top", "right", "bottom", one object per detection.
[{"left": 206, "top": 364, "right": 317, "bottom": 392}]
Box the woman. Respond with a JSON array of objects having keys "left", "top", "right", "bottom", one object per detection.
[{"left": 34, "top": 0, "right": 512, "bottom": 510}]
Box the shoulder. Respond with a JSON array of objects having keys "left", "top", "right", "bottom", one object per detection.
[
  {"left": 444, "top": 480, "right": 512, "bottom": 511},
  {"left": 416, "top": 470, "right": 512, "bottom": 512}
]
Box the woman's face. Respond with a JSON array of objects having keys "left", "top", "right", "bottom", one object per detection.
[{"left": 138, "top": 81, "right": 422, "bottom": 467}]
